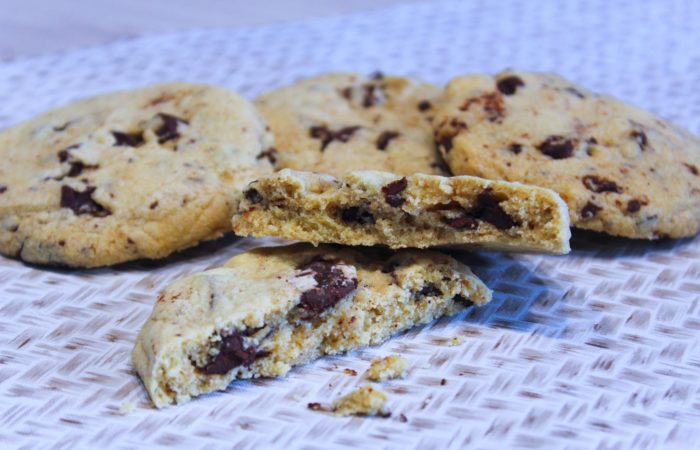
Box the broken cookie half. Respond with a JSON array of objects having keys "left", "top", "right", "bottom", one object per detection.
[
  {"left": 132, "top": 243, "right": 491, "bottom": 407},
  {"left": 232, "top": 169, "right": 571, "bottom": 254}
]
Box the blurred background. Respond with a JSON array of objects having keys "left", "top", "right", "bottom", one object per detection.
[{"left": 0, "top": 0, "right": 415, "bottom": 60}]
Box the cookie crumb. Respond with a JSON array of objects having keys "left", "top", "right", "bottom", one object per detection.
[
  {"left": 448, "top": 336, "right": 464, "bottom": 346},
  {"left": 331, "top": 385, "right": 390, "bottom": 417},
  {"left": 398, "top": 413, "right": 409, "bottom": 423},
  {"left": 365, "top": 355, "right": 408, "bottom": 381},
  {"left": 344, "top": 368, "right": 358, "bottom": 376}
]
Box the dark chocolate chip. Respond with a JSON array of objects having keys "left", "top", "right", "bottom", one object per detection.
[
  {"left": 310, "top": 125, "right": 361, "bottom": 151},
  {"left": 627, "top": 199, "right": 642, "bottom": 213},
  {"left": 461, "top": 93, "right": 505, "bottom": 122},
  {"left": 339, "top": 87, "right": 353, "bottom": 100},
  {"left": 154, "top": 113, "right": 188, "bottom": 144},
  {"left": 112, "top": 131, "right": 144, "bottom": 147},
  {"left": 427, "top": 201, "right": 463, "bottom": 212},
  {"left": 564, "top": 87, "right": 586, "bottom": 99},
  {"left": 382, "top": 177, "right": 408, "bottom": 207},
  {"left": 244, "top": 188, "right": 263, "bottom": 204},
  {"left": 298, "top": 257, "right": 358, "bottom": 316},
  {"left": 630, "top": 130, "right": 648, "bottom": 151},
  {"left": 452, "top": 293, "right": 474, "bottom": 307},
  {"left": 362, "top": 84, "right": 381, "bottom": 107},
  {"left": 445, "top": 215, "right": 478, "bottom": 230},
  {"left": 340, "top": 206, "right": 375, "bottom": 225},
  {"left": 53, "top": 122, "right": 72, "bottom": 132},
  {"left": 149, "top": 200, "right": 159, "bottom": 210},
  {"left": 496, "top": 76, "right": 525, "bottom": 95},
  {"left": 418, "top": 100, "right": 432, "bottom": 111},
  {"left": 580, "top": 201, "right": 601, "bottom": 219},
  {"left": 437, "top": 134, "right": 455, "bottom": 152},
  {"left": 445, "top": 188, "right": 518, "bottom": 230},
  {"left": 415, "top": 283, "right": 442, "bottom": 300},
  {"left": 582, "top": 175, "right": 622, "bottom": 193},
  {"left": 57, "top": 144, "right": 80, "bottom": 162},
  {"left": 58, "top": 240, "right": 65, "bottom": 246},
  {"left": 376, "top": 131, "right": 400, "bottom": 150},
  {"left": 257, "top": 147, "right": 278, "bottom": 165},
  {"left": 508, "top": 143, "right": 522, "bottom": 154},
  {"left": 66, "top": 161, "right": 90, "bottom": 177},
  {"left": 537, "top": 136, "right": 575, "bottom": 159},
  {"left": 60, "top": 186, "right": 111, "bottom": 217},
  {"left": 336, "top": 126, "right": 361, "bottom": 142},
  {"left": 683, "top": 163, "right": 699, "bottom": 176},
  {"left": 0, "top": 185, "right": 6, "bottom": 194},
  {"left": 201, "top": 331, "right": 268, "bottom": 375}
]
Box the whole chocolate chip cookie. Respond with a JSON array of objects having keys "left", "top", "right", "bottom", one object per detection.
[
  {"left": 434, "top": 70, "right": 700, "bottom": 239},
  {"left": 132, "top": 243, "right": 491, "bottom": 407},
  {"left": 0, "top": 83, "right": 273, "bottom": 267},
  {"left": 254, "top": 72, "right": 446, "bottom": 176}
]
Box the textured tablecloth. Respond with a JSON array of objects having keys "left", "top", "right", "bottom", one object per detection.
[{"left": 1, "top": 1, "right": 700, "bottom": 448}]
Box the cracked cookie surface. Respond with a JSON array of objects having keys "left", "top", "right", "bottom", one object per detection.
[
  {"left": 0, "top": 83, "right": 273, "bottom": 267},
  {"left": 434, "top": 70, "right": 700, "bottom": 239},
  {"left": 132, "top": 243, "right": 491, "bottom": 407},
  {"left": 254, "top": 72, "right": 445, "bottom": 176},
  {"left": 232, "top": 169, "right": 571, "bottom": 254}
]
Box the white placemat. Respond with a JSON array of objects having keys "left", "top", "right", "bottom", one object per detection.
[{"left": 1, "top": 1, "right": 700, "bottom": 448}]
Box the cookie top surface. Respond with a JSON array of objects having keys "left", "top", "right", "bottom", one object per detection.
[
  {"left": 434, "top": 70, "right": 700, "bottom": 239},
  {"left": 255, "top": 72, "right": 445, "bottom": 176},
  {"left": 0, "top": 82, "right": 273, "bottom": 267}
]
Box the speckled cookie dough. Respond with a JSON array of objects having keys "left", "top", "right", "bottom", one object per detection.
[
  {"left": 132, "top": 243, "right": 491, "bottom": 408},
  {"left": 434, "top": 70, "right": 700, "bottom": 239},
  {"left": 364, "top": 355, "right": 408, "bottom": 382},
  {"left": 254, "top": 72, "right": 446, "bottom": 176},
  {"left": 0, "top": 82, "right": 273, "bottom": 267},
  {"left": 232, "top": 169, "right": 571, "bottom": 254}
]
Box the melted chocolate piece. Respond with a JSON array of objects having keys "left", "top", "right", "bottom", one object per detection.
[
  {"left": 244, "top": 188, "right": 263, "bottom": 204},
  {"left": 418, "top": 100, "right": 432, "bottom": 111},
  {"left": 155, "top": 113, "right": 188, "bottom": 144},
  {"left": 362, "top": 84, "right": 382, "bottom": 107},
  {"left": 582, "top": 175, "right": 622, "bottom": 193},
  {"left": 309, "top": 125, "right": 361, "bottom": 151},
  {"left": 496, "top": 76, "right": 525, "bottom": 95},
  {"left": 298, "top": 258, "right": 358, "bottom": 316},
  {"left": 0, "top": 185, "right": 7, "bottom": 194},
  {"left": 460, "top": 93, "right": 505, "bottom": 122},
  {"left": 340, "top": 206, "right": 375, "bottom": 225},
  {"left": 446, "top": 215, "right": 478, "bottom": 230},
  {"left": 508, "top": 143, "right": 523, "bottom": 154},
  {"left": 57, "top": 144, "right": 80, "bottom": 162},
  {"left": 339, "top": 87, "right": 353, "bottom": 100},
  {"left": 415, "top": 283, "right": 442, "bottom": 300},
  {"left": 627, "top": 199, "right": 642, "bottom": 213},
  {"left": 376, "top": 131, "right": 400, "bottom": 150},
  {"left": 112, "top": 131, "right": 144, "bottom": 147},
  {"left": 446, "top": 189, "right": 518, "bottom": 230},
  {"left": 580, "top": 201, "right": 601, "bottom": 219},
  {"left": 537, "top": 136, "right": 575, "bottom": 159},
  {"left": 452, "top": 293, "right": 474, "bottom": 307},
  {"left": 256, "top": 147, "right": 278, "bottom": 165},
  {"left": 382, "top": 177, "right": 408, "bottom": 207},
  {"left": 437, "top": 134, "right": 455, "bottom": 152},
  {"left": 630, "top": 129, "right": 648, "bottom": 151},
  {"left": 683, "top": 163, "right": 699, "bottom": 176},
  {"left": 201, "top": 331, "right": 268, "bottom": 375},
  {"left": 60, "top": 186, "right": 110, "bottom": 217}
]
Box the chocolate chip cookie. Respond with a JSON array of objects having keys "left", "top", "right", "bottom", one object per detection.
[
  {"left": 254, "top": 72, "right": 446, "bottom": 176},
  {"left": 132, "top": 243, "right": 491, "bottom": 407},
  {"left": 0, "top": 83, "right": 273, "bottom": 267},
  {"left": 434, "top": 70, "right": 700, "bottom": 239},
  {"left": 232, "top": 169, "right": 571, "bottom": 254}
]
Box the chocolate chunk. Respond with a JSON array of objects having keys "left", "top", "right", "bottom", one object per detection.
[
  {"left": 446, "top": 189, "right": 518, "bottom": 230},
  {"left": 376, "top": 131, "right": 400, "bottom": 150},
  {"left": 112, "top": 131, "right": 144, "bottom": 147},
  {"left": 418, "top": 100, "right": 432, "bottom": 111},
  {"left": 630, "top": 130, "right": 648, "bottom": 151},
  {"left": 256, "top": 147, "right": 278, "bottom": 165},
  {"left": 564, "top": 87, "right": 586, "bottom": 99},
  {"left": 0, "top": 185, "right": 6, "bottom": 194},
  {"left": 340, "top": 206, "right": 375, "bottom": 225},
  {"left": 580, "top": 201, "right": 601, "bottom": 219},
  {"left": 437, "top": 134, "right": 455, "bottom": 152},
  {"left": 298, "top": 258, "right": 358, "bottom": 315},
  {"left": 60, "top": 186, "right": 110, "bottom": 217},
  {"left": 582, "top": 175, "right": 622, "bottom": 193},
  {"left": 339, "top": 87, "right": 353, "bottom": 100},
  {"left": 149, "top": 200, "right": 159, "bottom": 210},
  {"left": 452, "top": 293, "right": 474, "bottom": 307},
  {"left": 382, "top": 177, "right": 408, "bottom": 207},
  {"left": 415, "top": 283, "right": 442, "bottom": 300},
  {"left": 310, "top": 125, "right": 361, "bottom": 151},
  {"left": 66, "top": 161, "right": 90, "bottom": 177},
  {"left": 537, "top": 136, "right": 575, "bottom": 159},
  {"left": 427, "top": 201, "right": 463, "bottom": 212},
  {"left": 683, "top": 163, "right": 699, "bottom": 176},
  {"left": 362, "top": 84, "right": 382, "bottom": 107},
  {"left": 57, "top": 144, "right": 80, "bottom": 162},
  {"left": 244, "top": 188, "right": 263, "bottom": 204},
  {"left": 508, "top": 143, "right": 523, "bottom": 154},
  {"left": 201, "top": 331, "right": 268, "bottom": 375},
  {"left": 627, "top": 199, "right": 642, "bottom": 213},
  {"left": 154, "top": 113, "right": 188, "bottom": 144},
  {"left": 496, "top": 76, "right": 525, "bottom": 95}
]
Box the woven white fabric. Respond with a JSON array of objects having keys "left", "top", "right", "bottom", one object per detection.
[{"left": 1, "top": 1, "right": 700, "bottom": 448}]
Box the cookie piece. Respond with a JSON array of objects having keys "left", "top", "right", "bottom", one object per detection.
[
  {"left": 254, "top": 72, "right": 445, "bottom": 176},
  {"left": 232, "top": 169, "right": 571, "bottom": 254},
  {"left": 0, "top": 83, "right": 273, "bottom": 267},
  {"left": 331, "top": 385, "right": 390, "bottom": 417},
  {"left": 434, "top": 70, "right": 700, "bottom": 239},
  {"left": 364, "top": 355, "right": 408, "bottom": 382},
  {"left": 132, "top": 243, "right": 491, "bottom": 407}
]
